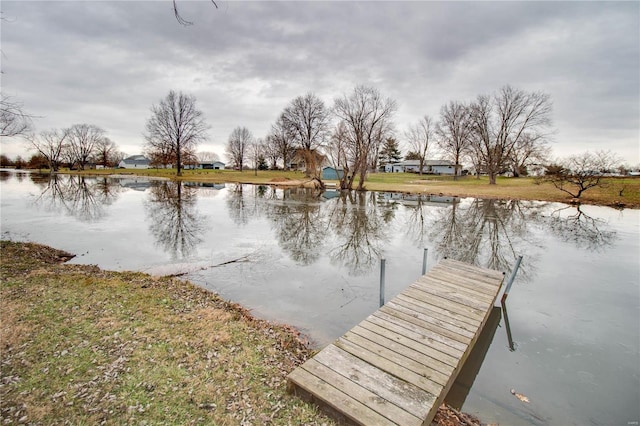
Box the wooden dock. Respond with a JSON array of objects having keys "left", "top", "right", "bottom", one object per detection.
[{"left": 287, "top": 258, "right": 505, "bottom": 426}]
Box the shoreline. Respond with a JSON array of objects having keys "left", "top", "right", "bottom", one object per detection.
[
  {"left": 0, "top": 240, "right": 481, "bottom": 425},
  {"left": 3, "top": 167, "right": 638, "bottom": 208}
]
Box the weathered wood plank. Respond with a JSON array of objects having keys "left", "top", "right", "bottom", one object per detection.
[
  {"left": 417, "top": 275, "right": 495, "bottom": 305},
  {"left": 368, "top": 311, "right": 465, "bottom": 358},
  {"left": 433, "top": 263, "right": 504, "bottom": 288},
  {"left": 334, "top": 336, "right": 444, "bottom": 397},
  {"left": 301, "top": 358, "right": 423, "bottom": 426},
  {"left": 313, "top": 344, "right": 435, "bottom": 419},
  {"left": 288, "top": 367, "right": 396, "bottom": 425},
  {"left": 426, "top": 268, "right": 499, "bottom": 296},
  {"left": 410, "top": 281, "right": 489, "bottom": 312},
  {"left": 341, "top": 330, "right": 451, "bottom": 386},
  {"left": 382, "top": 301, "right": 474, "bottom": 341},
  {"left": 396, "top": 291, "right": 481, "bottom": 327},
  {"left": 392, "top": 295, "right": 479, "bottom": 333},
  {"left": 357, "top": 320, "right": 460, "bottom": 368},
  {"left": 439, "top": 258, "right": 505, "bottom": 281},
  {"left": 403, "top": 285, "right": 486, "bottom": 322}
]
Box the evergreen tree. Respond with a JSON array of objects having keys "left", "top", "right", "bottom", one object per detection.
[{"left": 379, "top": 137, "right": 402, "bottom": 165}]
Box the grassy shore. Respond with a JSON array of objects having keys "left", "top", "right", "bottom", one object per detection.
[
  {"left": 0, "top": 241, "right": 330, "bottom": 425},
  {"left": 0, "top": 241, "right": 480, "bottom": 425},
  {"left": 64, "top": 168, "right": 640, "bottom": 208}
]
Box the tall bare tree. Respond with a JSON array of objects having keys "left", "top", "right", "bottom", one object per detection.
[
  {"left": 28, "top": 128, "right": 69, "bottom": 172},
  {"left": 333, "top": 85, "right": 397, "bottom": 190},
  {"left": 0, "top": 94, "right": 33, "bottom": 138},
  {"left": 280, "top": 92, "right": 331, "bottom": 179},
  {"left": 66, "top": 124, "right": 105, "bottom": 170},
  {"left": 248, "top": 138, "right": 266, "bottom": 176},
  {"left": 267, "top": 115, "right": 297, "bottom": 170},
  {"left": 436, "top": 101, "right": 473, "bottom": 180},
  {"left": 405, "top": 115, "right": 435, "bottom": 175},
  {"left": 145, "top": 90, "right": 208, "bottom": 176},
  {"left": 92, "top": 136, "right": 119, "bottom": 168},
  {"left": 468, "top": 85, "right": 552, "bottom": 184},
  {"left": 226, "top": 126, "right": 253, "bottom": 171},
  {"left": 509, "top": 132, "right": 550, "bottom": 177}
]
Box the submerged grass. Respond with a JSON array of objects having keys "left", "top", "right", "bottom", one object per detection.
[{"left": 0, "top": 241, "right": 331, "bottom": 425}]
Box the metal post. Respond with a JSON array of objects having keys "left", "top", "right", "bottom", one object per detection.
[
  {"left": 379, "top": 258, "right": 386, "bottom": 307},
  {"left": 421, "top": 248, "right": 428, "bottom": 275},
  {"left": 501, "top": 255, "right": 523, "bottom": 303}
]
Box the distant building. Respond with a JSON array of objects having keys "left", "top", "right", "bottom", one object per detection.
[
  {"left": 322, "top": 166, "right": 345, "bottom": 180},
  {"left": 119, "top": 155, "right": 150, "bottom": 169},
  {"left": 382, "top": 159, "right": 460, "bottom": 175},
  {"left": 183, "top": 161, "right": 226, "bottom": 170}
]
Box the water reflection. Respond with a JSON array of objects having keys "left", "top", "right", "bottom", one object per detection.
[
  {"left": 546, "top": 205, "right": 616, "bottom": 251},
  {"left": 264, "top": 187, "right": 326, "bottom": 265},
  {"left": 31, "top": 174, "right": 122, "bottom": 221},
  {"left": 425, "top": 199, "right": 548, "bottom": 282},
  {"left": 145, "top": 181, "right": 206, "bottom": 259},
  {"left": 327, "top": 191, "right": 390, "bottom": 275}
]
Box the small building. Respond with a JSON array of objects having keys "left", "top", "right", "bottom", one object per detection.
[
  {"left": 322, "top": 166, "right": 344, "bottom": 180},
  {"left": 383, "top": 159, "right": 461, "bottom": 175},
  {"left": 184, "top": 161, "right": 226, "bottom": 170},
  {"left": 119, "top": 155, "right": 150, "bottom": 169}
]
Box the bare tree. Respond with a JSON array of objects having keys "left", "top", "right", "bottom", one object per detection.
[
  {"left": 0, "top": 94, "right": 33, "bottom": 138},
  {"left": 67, "top": 124, "right": 105, "bottom": 170},
  {"left": 248, "top": 138, "right": 266, "bottom": 176},
  {"left": 509, "top": 133, "right": 550, "bottom": 177},
  {"left": 280, "top": 92, "right": 331, "bottom": 179},
  {"left": 226, "top": 126, "right": 253, "bottom": 171},
  {"left": 267, "top": 115, "right": 297, "bottom": 170},
  {"left": 468, "top": 85, "right": 552, "bottom": 184},
  {"left": 145, "top": 90, "right": 208, "bottom": 176},
  {"left": 333, "top": 85, "right": 397, "bottom": 190},
  {"left": 539, "top": 150, "right": 621, "bottom": 199},
  {"left": 27, "top": 129, "right": 68, "bottom": 172},
  {"left": 405, "top": 115, "right": 435, "bottom": 175},
  {"left": 92, "top": 136, "right": 119, "bottom": 168},
  {"left": 197, "top": 151, "right": 220, "bottom": 162},
  {"left": 326, "top": 121, "right": 351, "bottom": 189},
  {"left": 436, "top": 101, "right": 473, "bottom": 180}
]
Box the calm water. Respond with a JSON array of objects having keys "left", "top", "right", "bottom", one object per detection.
[{"left": 1, "top": 171, "right": 638, "bottom": 425}]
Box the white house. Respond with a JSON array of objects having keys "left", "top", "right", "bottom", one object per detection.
[
  {"left": 383, "top": 159, "right": 460, "bottom": 175},
  {"left": 183, "top": 161, "right": 226, "bottom": 170},
  {"left": 119, "top": 155, "right": 150, "bottom": 169}
]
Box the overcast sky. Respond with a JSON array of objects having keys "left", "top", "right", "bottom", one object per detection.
[{"left": 1, "top": 1, "right": 638, "bottom": 164}]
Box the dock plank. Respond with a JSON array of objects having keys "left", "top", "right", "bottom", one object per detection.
[{"left": 287, "top": 259, "right": 504, "bottom": 426}]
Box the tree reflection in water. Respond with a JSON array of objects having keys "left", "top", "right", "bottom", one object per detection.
[
  {"left": 31, "top": 174, "right": 122, "bottom": 222},
  {"left": 327, "top": 191, "right": 390, "bottom": 276},
  {"left": 424, "top": 198, "right": 549, "bottom": 280},
  {"left": 145, "top": 181, "right": 205, "bottom": 259},
  {"left": 263, "top": 187, "right": 326, "bottom": 265},
  {"left": 546, "top": 205, "right": 616, "bottom": 251}
]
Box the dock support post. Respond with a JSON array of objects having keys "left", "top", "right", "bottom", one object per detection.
[
  {"left": 422, "top": 248, "right": 428, "bottom": 275},
  {"left": 379, "top": 258, "right": 386, "bottom": 307},
  {"left": 501, "top": 255, "right": 523, "bottom": 303}
]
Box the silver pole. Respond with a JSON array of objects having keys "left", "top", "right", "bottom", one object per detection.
[
  {"left": 501, "top": 255, "right": 523, "bottom": 303},
  {"left": 421, "top": 248, "right": 428, "bottom": 275},
  {"left": 380, "top": 258, "right": 386, "bottom": 307}
]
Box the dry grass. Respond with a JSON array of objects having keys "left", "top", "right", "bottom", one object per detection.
[{"left": 0, "top": 241, "right": 330, "bottom": 425}]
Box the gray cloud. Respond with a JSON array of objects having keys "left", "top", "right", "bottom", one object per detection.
[{"left": 1, "top": 1, "right": 638, "bottom": 163}]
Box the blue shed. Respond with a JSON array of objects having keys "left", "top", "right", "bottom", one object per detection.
[{"left": 322, "top": 166, "right": 344, "bottom": 180}]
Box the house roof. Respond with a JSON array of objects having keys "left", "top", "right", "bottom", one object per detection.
[{"left": 121, "top": 155, "right": 150, "bottom": 164}]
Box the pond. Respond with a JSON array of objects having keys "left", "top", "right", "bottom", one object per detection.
[{"left": 1, "top": 171, "right": 638, "bottom": 425}]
